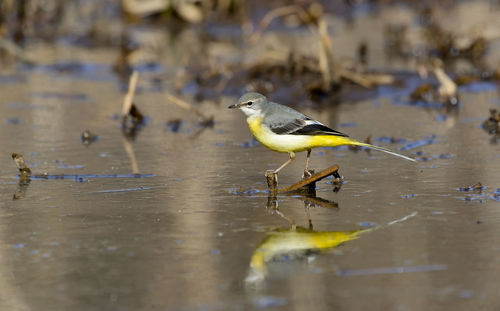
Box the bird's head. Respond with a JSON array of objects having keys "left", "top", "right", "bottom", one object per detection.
[{"left": 228, "top": 92, "right": 267, "bottom": 118}]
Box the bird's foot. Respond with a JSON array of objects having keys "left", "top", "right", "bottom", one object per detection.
[
  {"left": 265, "top": 169, "right": 278, "bottom": 176},
  {"left": 302, "top": 169, "right": 314, "bottom": 179}
]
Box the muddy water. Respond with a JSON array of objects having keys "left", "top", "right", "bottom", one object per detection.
[{"left": 1, "top": 4, "right": 500, "bottom": 311}]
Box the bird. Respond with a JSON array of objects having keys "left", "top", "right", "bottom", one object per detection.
[{"left": 228, "top": 92, "right": 415, "bottom": 176}]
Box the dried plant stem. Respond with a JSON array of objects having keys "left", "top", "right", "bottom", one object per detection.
[
  {"left": 0, "top": 37, "right": 36, "bottom": 64},
  {"left": 122, "top": 71, "right": 139, "bottom": 117},
  {"left": 165, "top": 93, "right": 213, "bottom": 125},
  {"left": 249, "top": 5, "right": 314, "bottom": 44}
]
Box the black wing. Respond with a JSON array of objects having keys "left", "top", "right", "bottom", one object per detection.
[{"left": 269, "top": 119, "right": 348, "bottom": 137}]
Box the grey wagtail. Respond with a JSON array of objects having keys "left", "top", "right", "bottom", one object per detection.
[{"left": 228, "top": 92, "right": 415, "bottom": 175}]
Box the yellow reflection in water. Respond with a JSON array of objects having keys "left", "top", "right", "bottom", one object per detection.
[
  {"left": 246, "top": 194, "right": 417, "bottom": 284},
  {"left": 246, "top": 225, "right": 373, "bottom": 284}
]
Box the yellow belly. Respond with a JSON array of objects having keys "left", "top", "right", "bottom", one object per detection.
[{"left": 247, "top": 117, "right": 353, "bottom": 153}]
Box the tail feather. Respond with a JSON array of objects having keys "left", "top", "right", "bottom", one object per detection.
[{"left": 347, "top": 139, "right": 416, "bottom": 162}]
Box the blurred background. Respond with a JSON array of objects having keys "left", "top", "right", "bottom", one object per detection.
[{"left": 1, "top": 1, "right": 500, "bottom": 310}]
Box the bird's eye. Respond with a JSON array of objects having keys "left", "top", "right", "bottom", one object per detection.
[{"left": 246, "top": 101, "right": 253, "bottom": 106}]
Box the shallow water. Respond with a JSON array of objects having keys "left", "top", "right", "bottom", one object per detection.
[{"left": 1, "top": 2, "right": 500, "bottom": 311}]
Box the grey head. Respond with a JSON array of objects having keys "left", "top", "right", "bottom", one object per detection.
[{"left": 228, "top": 92, "right": 268, "bottom": 117}]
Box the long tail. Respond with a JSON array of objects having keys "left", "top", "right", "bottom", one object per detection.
[{"left": 333, "top": 137, "right": 416, "bottom": 162}]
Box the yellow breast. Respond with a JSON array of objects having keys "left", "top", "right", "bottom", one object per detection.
[{"left": 246, "top": 117, "right": 313, "bottom": 153}]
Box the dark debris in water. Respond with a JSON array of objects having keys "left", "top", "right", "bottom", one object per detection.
[
  {"left": 458, "top": 182, "right": 485, "bottom": 193},
  {"left": 457, "top": 183, "right": 500, "bottom": 203},
  {"left": 410, "top": 83, "right": 435, "bottom": 103},
  {"left": 81, "top": 129, "right": 100, "bottom": 145},
  {"left": 409, "top": 81, "right": 459, "bottom": 109},
  {"left": 401, "top": 194, "right": 418, "bottom": 199},
  {"left": 11, "top": 153, "right": 31, "bottom": 181},
  {"left": 481, "top": 109, "right": 500, "bottom": 141},
  {"left": 122, "top": 104, "right": 148, "bottom": 140},
  {"left": 166, "top": 119, "right": 184, "bottom": 133}
]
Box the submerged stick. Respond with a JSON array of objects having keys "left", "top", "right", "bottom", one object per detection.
[{"left": 278, "top": 165, "right": 340, "bottom": 193}]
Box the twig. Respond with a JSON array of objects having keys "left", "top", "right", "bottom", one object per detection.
[
  {"left": 338, "top": 69, "right": 372, "bottom": 88},
  {"left": 278, "top": 165, "right": 339, "bottom": 193},
  {"left": 434, "top": 67, "right": 457, "bottom": 99},
  {"left": 249, "top": 5, "right": 314, "bottom": 44},
  {"left": 165, "top": 93, "right": 214, "bottom": 126},
  {"left": 317, "top": 18, "right": 341, "bottom": 88},
  {"left": 0, "top": 38, "right": 36, "bottom": 64}
]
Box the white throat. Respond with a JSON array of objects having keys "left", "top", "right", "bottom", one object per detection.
[{"left": 240, "top": 107, "right": 262, "bottom": 120}]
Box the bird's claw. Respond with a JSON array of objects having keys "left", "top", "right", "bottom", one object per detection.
[
  {"left": 265, "top": 169, "right": 277, "bottom": 176},
  {"left": 302, "top": 169, "right": 314, "bottom": 179}
]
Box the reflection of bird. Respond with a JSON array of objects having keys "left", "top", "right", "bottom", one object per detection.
[
  {"left": 245, "top": 211, "right": 417, "bottom": 284},
  {"left": 245, "top": 226, "right": 371, "bottom": 284},
  {"left": 229, "top": 92, "right": 415, "bottom": 176}
]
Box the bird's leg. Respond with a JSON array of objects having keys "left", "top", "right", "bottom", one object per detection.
[
  {"left": 265, "top": 153, "right": 295, "bottom": 192},
  {"left": 304, "top": 149, "right": 312, "bottom": 171},
  {"left": 303, "top": 149, "right": 313, "bottom": 178},
  {"left": 273, "top": 152, "right": 295, "bottom": 174}
]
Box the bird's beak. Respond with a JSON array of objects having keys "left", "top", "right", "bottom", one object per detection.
[{"left": 227, "top": 103, "right": 238, "bottom": 109}]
